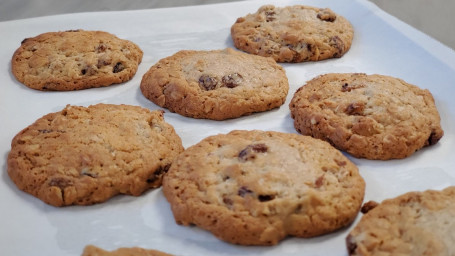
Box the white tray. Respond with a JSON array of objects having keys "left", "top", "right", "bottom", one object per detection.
[{"left": 1, "top": 0, "right": 455, "bottom": 255}]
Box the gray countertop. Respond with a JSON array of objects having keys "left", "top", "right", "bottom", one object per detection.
[{"left": 0, "top": 0, "right": 454, "bottom": 50}]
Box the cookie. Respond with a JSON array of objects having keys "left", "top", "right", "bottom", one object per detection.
[
  {"left": 12, "top": 29, "right": 143, "bottom": 91},
  {"left": 346, "top": 186, "right": 455, "bottom": 256},
  {"left": 162, "top": 130, "right": 365, "bottom": 245},
  {"left": 231, "top": 5, "right": 354, "bottom": 62},
  {"left": 289, "top": 73, "right": 444, "bottom": 160},
  {"left": 7, "top": 104, "right": 183, "bottom": 206},
  {"left": 82, "top": 245, "right": 173, "bottom": 256},
  {"left": 140, "top": 48, "right": 289, "bottom": 120}
]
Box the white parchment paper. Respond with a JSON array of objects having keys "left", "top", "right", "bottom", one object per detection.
[{"left": 1, "top": 0, "right": 454, "bottom": 255}]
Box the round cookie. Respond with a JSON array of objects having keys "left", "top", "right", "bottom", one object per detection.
[
  {"left": 82, "top": 245, "right": 173, "bottom": 256},
  {"left": 347, "top": 187, "right": 455, "bottom": 256},
  {"left": 12, "top": 29, "right": 143, "bottom": 91},
  {"left": 231, "top": 5, "right": 354, "bottom": 63},
  {"left": 140, "top": 48, "right": 289, "bottom": 120},
  {"left": 289, "top": 73, "right": 444, "bottom": 160},
  {"left": 7, "top": 104, "right": 183, "bottom": 206},
  {"left": 162, "top": 130, "right": 365, "bottom": 245}
]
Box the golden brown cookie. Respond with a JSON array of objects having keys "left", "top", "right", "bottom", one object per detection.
[
  {"left": 289, "top": 73, "right": 444, "bottom": 160},
  {"left": 7, "top": 104, "right": 183, "bottom": 206},
  {"left": 162, "top": 130, "right": 365, "bottom": 245},
  {"left": 140, "top": 48, "right": 289, "bottom": 120},
  {"left": 347, "top": 187, "right": 455, "bottom": 256},
  {"left": 231, "top": 5, "right": 354, "bottom": 62},
  {"left": 82, "top": 245, "right": 173, "bottom": 256},
  {"left": 12, "top": 29, "right": 143, "bottom": 91}
]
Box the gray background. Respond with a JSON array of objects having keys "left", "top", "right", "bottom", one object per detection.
[{"left": 0, "top": 0, "right": 454, "bottom": 50}]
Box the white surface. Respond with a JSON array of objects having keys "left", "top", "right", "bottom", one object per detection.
[
  {"left": 1, "top": 0, "right": 454, "bottom": 50},
  {"left": 1, "top": 0, "right": 455, "bottom": 255}
]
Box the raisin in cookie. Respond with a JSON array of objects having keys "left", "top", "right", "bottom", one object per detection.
[
  {"left": 231, "top": 5, "right": 353, "bottom": 62},
  {"left": 7, "top": 104, "right": 183, "bottom": 206},
  {"left": 162, "top": 130, "right": 365, "bottom": 245},
  {"left": 82, "top": 245, "right": 173, "bottom": 256},
  {"left": 12, "top": 29, "right": 143, "bottom": 91},
  {"left": 347, "top": 187, "right": 455, "bottom": 256},
  {"left": 140, "top": 48, "right": 289, "bottom": 120},
  {"left": 289, "top": 73, "right": 443, "bottom": 160}
]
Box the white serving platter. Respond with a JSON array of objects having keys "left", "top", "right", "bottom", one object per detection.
[{"left": 1, "top": 0, "right": 454, "bottom": 255}]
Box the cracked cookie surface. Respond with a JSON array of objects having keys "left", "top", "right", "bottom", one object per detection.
[
  {"left": 7, "top": 104, "right": 183, "bottom": 206},
  {"left": 289, "top": 73, "right": 443, "bottom": 160},
  {"left": 162, "top": 130, "right": 365, "bottom": 245},
  {"left": 231, "top": 5, "right": 354, "bottom": 62},
  {"left": 12, "top": 29, "right": 143, "bottom": 91},
  {"left": 347, "top": 187, "right": 455, "bottom": 256},
  {"left": 140, "top": 48, "right": 289, "bottom": 120}
]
